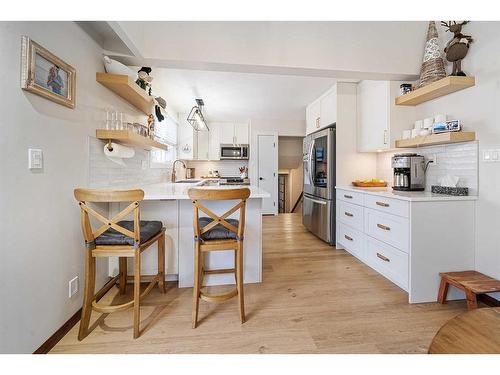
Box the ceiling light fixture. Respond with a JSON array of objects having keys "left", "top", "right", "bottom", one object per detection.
[{"left": 187, "top": 98, "right": 209, "bottom": 131}]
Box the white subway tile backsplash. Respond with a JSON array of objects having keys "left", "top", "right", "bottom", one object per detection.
[
  {"left": 88, "top": 137, "right": 172, "bottom": 188},
  {"left": 377, "top": 141, "right": 478, "bottom": 195}
]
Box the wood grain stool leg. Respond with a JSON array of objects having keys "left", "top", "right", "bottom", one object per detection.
[
  {"left": 158, "top": 234, "right": 166, "bottom": 293},
  {"left": 465, "top": 290, "right": 478, "bottom": 310},
  {"left": 236, "top": 242, "right": 245, "bottom": 323},
  {"left": 192, "top": 243, "right": 201, "bottom": 328},
  {"left": 119, "top": 257, "right": 127, "bottom": 295},
  {"left": 133, "top": 249, "right": 141, "bottom": 339},
  {"left": 437, "top": 277, "right": 450, "bottom": 304},
  {"left": 78, "top": 248, "right": 96, "bottom": 341}
]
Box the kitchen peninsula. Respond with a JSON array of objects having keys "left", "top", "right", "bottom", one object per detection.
[{"left": 108, "top": 181, "right": 270, "bottom": 288}]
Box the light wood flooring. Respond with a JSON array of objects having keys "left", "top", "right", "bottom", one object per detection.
[{"left": 51, "top": 213, "right": 468, "bottom": 354}]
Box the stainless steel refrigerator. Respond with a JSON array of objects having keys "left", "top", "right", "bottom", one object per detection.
[{"left": 302, "top": 125, "right": 336, "bottom": 245}]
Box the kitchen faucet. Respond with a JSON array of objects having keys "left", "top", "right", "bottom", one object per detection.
[{"left": 171, "top": 159, "right": 187, "bottom": 182}]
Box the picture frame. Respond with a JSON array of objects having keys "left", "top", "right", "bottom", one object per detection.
[{"left": 20, "top": 36, "right": 76, "bottom": 108}]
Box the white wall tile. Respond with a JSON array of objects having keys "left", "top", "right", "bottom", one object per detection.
[
  {"left": 377, "top": 141, "right": 478, "bottom": 195},
  {"left": 88, "top": 137, "right": 172, "bottom": 188}
]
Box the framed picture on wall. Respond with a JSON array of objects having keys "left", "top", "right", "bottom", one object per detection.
[{"left": 20, "top": 36, "right": 76, "bottom": 108}]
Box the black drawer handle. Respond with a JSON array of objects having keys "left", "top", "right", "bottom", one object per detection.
[
  {"left": 344, "top": 211, "right": 353, "bottom": 217},
  {"left": 377, "top": 223, "right": 391, "bottom": 231},
  {"left": 344, "top": 194, "right": 353, "bottom": 199},
  {"left": 377, "top": 252, "right": 390, "bottom": 262},
  {"left": 344, "top": 234, "right": 353, "bottom": 241},
  {"left": 376, "top": 201, "right": 390, "bottom": 207}
]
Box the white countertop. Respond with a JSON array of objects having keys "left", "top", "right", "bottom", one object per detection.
[
  {"left": 140, "top": 181, "right": 271, "bottom": 200},
  {"left": 336, "top": 186, "right": 478, "bottom": 202}
]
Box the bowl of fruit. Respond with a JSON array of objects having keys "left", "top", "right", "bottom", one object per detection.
[{"left": 352, "top": 179, "right": 387, "bottom": 187}]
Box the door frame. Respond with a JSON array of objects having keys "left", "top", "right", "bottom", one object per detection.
[{"left": 255, "top": 132, "right": 278, "bottom": 216}]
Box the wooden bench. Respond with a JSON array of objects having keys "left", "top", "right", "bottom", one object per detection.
[{"left": 438, "top": 271, "right": 500, "bottom": 310}]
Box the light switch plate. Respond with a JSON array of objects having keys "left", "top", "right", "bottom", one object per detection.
[
  {"left": 28, "top": 148, "right": 43, "bottom": 169},
  {"left": 69, "top": 276, "right": 79, "bottom": 298}
]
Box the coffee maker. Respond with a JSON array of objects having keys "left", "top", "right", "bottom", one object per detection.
[{"left": 391, "top": 154, "right": 425, "bottom": 191}]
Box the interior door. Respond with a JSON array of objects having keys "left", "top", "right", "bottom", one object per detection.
[{"left": 257, "top": 134, "right": 277, "bottom": 215}]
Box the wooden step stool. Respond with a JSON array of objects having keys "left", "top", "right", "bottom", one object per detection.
[{"left": 438, "top": 271, "right": 500, "bottom": 310}]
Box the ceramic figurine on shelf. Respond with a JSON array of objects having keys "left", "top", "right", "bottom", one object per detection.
[
  {"left": 441, "top": 21, "right": 474, "bottom": 76},
  {"left": 147, "top": 114, "right": 155, "bottom": 139},
  {"left": 136, "top": 66, "right": 153, "bottom": 95}
]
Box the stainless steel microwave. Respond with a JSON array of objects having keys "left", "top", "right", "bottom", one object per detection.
[{"left": 220, "top": 144, "right": 249, "bottom": 160}]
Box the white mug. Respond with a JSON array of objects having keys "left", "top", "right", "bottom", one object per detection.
[
  {"left": 414, "top": 120, "right": 423, "bottom": 130},
  {"left": 423, "top": 117, "right": 434, "bottom": 129}
]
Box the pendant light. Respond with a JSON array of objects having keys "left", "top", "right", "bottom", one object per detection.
[{"left": 187, "top": 98, "right": 209, "bottom": 131}]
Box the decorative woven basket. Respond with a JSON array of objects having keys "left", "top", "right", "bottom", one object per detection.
[{"left": 418, "top": 21, "right": 447, "bottom": 88}]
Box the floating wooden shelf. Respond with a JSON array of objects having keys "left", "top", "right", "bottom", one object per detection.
[
  {"left": 96, "top": 72, "right": 153, "bottom": 115},
  {"left": 96, "top": 129, "right": 168, "bottom": 151},
  {"left": 395, "top": 76, "right": 475, "bottom": 106},
  {"left": 395, "top": 131, "right": 476, "bottom": 148}
]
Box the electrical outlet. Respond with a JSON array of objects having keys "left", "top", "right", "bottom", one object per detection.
[
  {"left": 28, "top": 148, "right": 43, "bottom": 169},
  {"left": 69, "top": 276, "right": 79, "bottom": 298},
  {"left": 426, "top": 154, "right": 437, "bottom": 165}
]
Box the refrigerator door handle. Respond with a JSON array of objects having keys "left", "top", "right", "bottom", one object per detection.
[
  {"left": 308, "top": 139, "right": 315, "bottom": 186},
  {"left": 306, "top": 197, "right": 327, "bottom": 205}
]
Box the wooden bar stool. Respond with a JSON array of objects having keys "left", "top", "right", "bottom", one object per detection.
[
  {"left": 74, "top": 188, "right": 166, "bottom": 339},
  {"left": 188, "top": 187, "right": 251, "bottom": 328}
]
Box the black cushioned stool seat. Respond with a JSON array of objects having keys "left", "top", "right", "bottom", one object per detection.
[
  {"left": 198, "top": 217, "right": 239, "bottom": 241},
  {"left": 95, "top": 220, "right": 163, "bottom": 246}
]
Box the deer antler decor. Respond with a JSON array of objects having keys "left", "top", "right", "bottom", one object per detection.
[
  {"left": 418, "top": 21, "right": 447, "bottom": 88},
  {"left": 441, "top": 21, "right": 473, "bottom": 76}
]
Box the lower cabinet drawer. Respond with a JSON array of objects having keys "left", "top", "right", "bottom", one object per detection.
[
  {"left": 365, "top": 236, "right": 408, "bottom": 291},
  {"left": 365, "top": 208, "right": 409, "bottom": 253},
  {"left": 337, "top": 199, "right": 364, "bottom": 231},
  {"left": 338, "top": 222, "right": 365, "bottom": 260}
]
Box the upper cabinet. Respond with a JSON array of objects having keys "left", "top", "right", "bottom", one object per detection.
[
  {"left": 220, "top": 123, "right": 249, "bottom": 145},
  {"left": 320, "top": 89, "right": 337, "bottom": 128},
  {"left": 306, "top": 87, "right": 337, "bottom": 135},
  {"left": 357, "top": 80, "right": 415, "bottom": 152},
  {"left": 306, "top": 99, "right": 321, "bottom": 135}
]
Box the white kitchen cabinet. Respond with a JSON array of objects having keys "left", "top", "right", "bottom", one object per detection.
[
  {"left": 305, "top": 87, "right": 338, "bottom": 135},
  {"left": 336, "top": 187, "right": 476, "bottom": 303},
  {"left": 306, "top": 98, "right": 321, "bottom": 135},
  {"left": 357, "top": 80, "right": 416, "bottom": 152},
  {"left": 177, "top": 120, "right": 195, "bottom": 160},
  {"left": 219, "top": 123, "right": 249, "bottom": 145},
  {"left": 319, "top": 89, "right": 337, "bottom": 128},
  {"left": 208, "top": 122, "right": 220, "bottom": 160},
  {"left": 234, "top": 123, "right": 249, "bottom": 144},
  {"left": 196, "top": 130, "right": 210, "bottom": 160},
  {"left": 219, "top": 123, "right": 235, "bottom": 144}
]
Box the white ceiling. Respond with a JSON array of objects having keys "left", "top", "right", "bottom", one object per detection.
[
  {"left": 153, "top": 68, "right": 338, "bottom": 122},
  {"left": 82, "top": 21, "right": 430, "bottom": 123}
]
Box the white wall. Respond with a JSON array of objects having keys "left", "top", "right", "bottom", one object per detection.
[
  {"left": 0, "top": 22, "right": 146, "bottom": 353},
  {"left": 414, "top": 22, "right": 500, "bottom": 288}
]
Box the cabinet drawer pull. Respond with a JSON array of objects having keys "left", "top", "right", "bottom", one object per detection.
[
  {"left": 344, "top": 211, "right": 353, "bottom": 217},
  {"left": 344, "top": 234, "right": 353, "bottom": 241},
  {"left": 376, "top": 201, "right": 390, "bottom": 207},
  {"left": 376, "top": 252, "right": 390, "bottom": 262},
  {"left": 344, "top": 194, "right": 353, "bottom": 199},
  {"left": 377, "top": 223, "right": 391, "bottom": 231}
]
